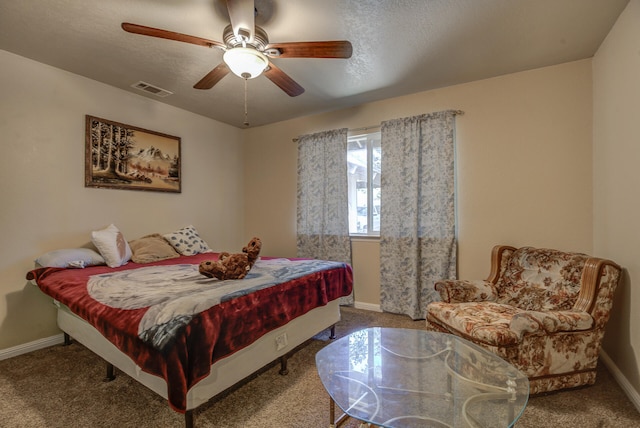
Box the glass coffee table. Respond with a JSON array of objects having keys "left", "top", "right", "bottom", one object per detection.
[{"left": 316, "top": 328, "right": 529, "bottom": 427}]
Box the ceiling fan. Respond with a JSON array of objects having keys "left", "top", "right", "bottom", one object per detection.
[{"left": 121, "top": 0, "right": 353, "bottom": 97}]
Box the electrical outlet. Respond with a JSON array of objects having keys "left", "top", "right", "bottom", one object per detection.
[{"left": 275, "top": 333, "right": 288, "bottom": 351}]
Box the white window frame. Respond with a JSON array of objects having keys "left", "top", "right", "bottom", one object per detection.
[{"left": 347, "top": 131, "right": 381, "bottom": 237}]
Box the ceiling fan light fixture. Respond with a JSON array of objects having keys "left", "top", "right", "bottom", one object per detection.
[{"left": 223, "top": 47, "right": 269, "bottom": 79}]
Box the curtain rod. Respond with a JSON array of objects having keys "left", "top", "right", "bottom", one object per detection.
[
  {"left": 291, "top": 125, "right": 379, "bottom": 143},
  {"left": 348, "top": 124, "right": 381, "bottom": 134},
  {"left": 292, "top": 110, "right": 464, "bottom": 142}
]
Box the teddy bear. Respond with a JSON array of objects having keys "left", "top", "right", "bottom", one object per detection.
[{"left": 198, "top": 237, "right": 262, "bottom": 280}]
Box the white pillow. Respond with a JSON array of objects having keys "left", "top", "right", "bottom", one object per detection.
[
  {"left": 35, "top": 248, "right": 106, "bottom": 268},
  {"left": 91, "top": 224, "right": 132, "bottom": 268},
  {"left": 163, "top": 225, "right": 212, "bottom": 256}
]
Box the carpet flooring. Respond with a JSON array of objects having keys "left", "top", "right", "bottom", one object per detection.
[{"left": 1, "top": 307, "right": 639, "bottom": 427}]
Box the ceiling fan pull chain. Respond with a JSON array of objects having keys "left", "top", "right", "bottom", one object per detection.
[{"left": 243, "top": 76, "right": 250, "bottom": 127}]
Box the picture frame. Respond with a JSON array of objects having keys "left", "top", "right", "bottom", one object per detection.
[{"left": 85, "top": 115, "right": 181, "bottom": 193}]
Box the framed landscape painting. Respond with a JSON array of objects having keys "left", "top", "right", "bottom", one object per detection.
[{"left": 85, "top": 115, "right": 181, "bottom": 193}]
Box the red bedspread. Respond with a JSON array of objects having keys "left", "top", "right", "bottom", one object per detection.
[{"left": 27, "top": 254, "right": 353, "bottom": 412}]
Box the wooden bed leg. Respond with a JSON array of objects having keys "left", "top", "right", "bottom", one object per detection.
[
  {"left": 330, "top": 324, "right": 336, "bottom": 340},
  {"left": 185, "top": 410, "right": 194, "bottom": 428},
  {"left": 63, "top": 332, "right": 72, "bottom": 346},
  {"left": 103, "top": 362, "right": 116, "bottom": 382},
  {"left": 279, "top": 355, "right": 289, "bottom": 375}
]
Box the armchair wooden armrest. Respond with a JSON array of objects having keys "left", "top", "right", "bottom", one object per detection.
[{"left": 486, "top": 245, "right": 517, "bottom": 283}]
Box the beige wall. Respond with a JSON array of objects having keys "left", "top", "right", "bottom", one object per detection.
[
  {"left": 244, "top": 59, "right": 594, "bottom": 307},
  {"left": 0, "top": 50, "right": 245, "bottom": 350},
  {"left": 593, "top": 0, "right": 640, "bottom": 396},
  {"left": 2, "top": 4, "right": 638, "bottom": 404}
]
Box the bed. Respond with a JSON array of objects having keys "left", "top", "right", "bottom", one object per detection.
[{"left": 27, "top": 251, "right": 353, "bottom": 427}]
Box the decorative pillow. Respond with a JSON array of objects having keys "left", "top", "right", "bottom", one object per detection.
[
  {"left": 163, "top": 225, "right": 212, "bottom": 256},
  {"left": 129, "top": 233, "right": 180, "bottom": 264},
  {"left": 35, "top": 248, "right": 106, "bottom": 268},
  {"left": 91, "top": 224, "right": 132, "bottom": 268}
]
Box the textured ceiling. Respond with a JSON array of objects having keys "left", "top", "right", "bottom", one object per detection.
[{"left": 0, "top": 0, "right": 630, "bottom": 128}]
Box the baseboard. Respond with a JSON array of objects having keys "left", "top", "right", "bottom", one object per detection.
[
  {"left": 0, "top": 333, "right": 65, "bottom": 361},
  {"left": 600, "top": 350, "right": 640, "bottom": 413},
  {"left": 353, "top": 301, "right": 381, "bottom": 312}
]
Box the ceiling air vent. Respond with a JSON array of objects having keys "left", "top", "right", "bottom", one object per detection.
[{"left": 131, "top": 81, "right": 173, "bottom": 98}]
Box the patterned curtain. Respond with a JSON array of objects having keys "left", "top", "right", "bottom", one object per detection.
[
  {"left": 297, "top": 128, "right": 353, "bottom": 305},
  {"left": 379, "top": 111, "right": 458, "bottom": 319}
]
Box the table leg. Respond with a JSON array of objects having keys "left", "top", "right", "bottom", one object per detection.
[
  {"left": 330, "top": 397, "right": 335, "bottom": 428},
  {"left": 329, "top": 396, "right": 351, "bottom": 428},
  {"left": 507, "top": 374, "right": 517, "bottom": 424}
]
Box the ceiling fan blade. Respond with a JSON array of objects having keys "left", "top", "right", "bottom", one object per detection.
[
  {"left": 226, "top": 0, "right": 255, "bottom": 42},
  {"left": 121, "top": 22, "right": 225, "bottom": 50},
  {"left": 265, "top": 41, "right": 353, "bottom": 59},
  {"left": 263, "top": 63, "right": 304, "bottom": 97},
  {"left": 194, "top": 63, "right": 231, "bottom": 89}
]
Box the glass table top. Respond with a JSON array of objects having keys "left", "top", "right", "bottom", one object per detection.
[{"left": 316, "top": 328, "right": 529, "bottom": 428}]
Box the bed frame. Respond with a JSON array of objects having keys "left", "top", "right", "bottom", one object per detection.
[{"left": 53, "top": 298, "right": 341, "bottom": 427}]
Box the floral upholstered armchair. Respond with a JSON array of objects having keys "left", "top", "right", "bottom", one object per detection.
[{"left": 426, "top": 245, "right": 621, "bottom": 394}]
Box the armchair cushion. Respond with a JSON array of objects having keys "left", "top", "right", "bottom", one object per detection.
[
  {"left": 428, "top": 301, "right": 522, "bottom": 346},
  {"left": 497, "top": 247, "right": 588, "bottom": 311},
  {"left": 434, "top": 279, "right": 497, "bottom": 303},
  {"left": 510, "top": 310, "right": 593, "bottom": 337},
  {"left": 428, "top": 303, "right": 595, "bottom": 347}
]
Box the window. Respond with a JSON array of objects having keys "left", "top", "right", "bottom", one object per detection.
[{"left": 347, "top": 131, "right": 381, "bottom": 235}]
